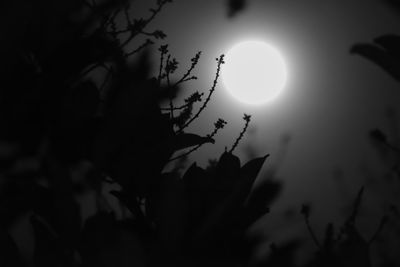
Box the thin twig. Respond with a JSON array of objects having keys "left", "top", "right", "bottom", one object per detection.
[
  {"left": 158, "top": 45, "right": 168, "bottom": 84},
  {"left": 301, "top": 204, "right": 322, "bottom": 249},
  {"left": 120, "top": 0, "right": 171, "bottom": 47},
  {"left": 172, "top": 51, "right": 201, "bottom": 87},
  {"left": 305, "top": 217, "right": 322, "bottom": 249},
  {"left": 165, "top": 54, "right": 175, "bottom": 119},
  {"left": 347, "top": 186, "right": 364, "bottom": 226},
  {"left": 368, "top": 215, "right": 388, "bottom": 245},
  {"left": 229, "top": 114, "right": 251, "bottom": 153},
  {"left": 177, "top": 54, "right": 225, "bottom": 133},
  {"left": 168, "top": 118, "right": 227, "bottom": 162},
  {"left": 124, "top": 39, "right": 154, "bottom": 57},
  {"left": 160, "top": 103, "right": 191, "bottom": 111}
]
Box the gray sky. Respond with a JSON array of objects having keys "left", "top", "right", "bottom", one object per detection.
[{"left": 132, "top": 0, "right": 400, "bottom": 250}]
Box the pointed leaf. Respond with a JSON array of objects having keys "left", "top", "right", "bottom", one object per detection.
[
  {"left": 156, "top": 173, "right": 186, "bottom": 257},
  {"left": 351, "top": 43, "right": 400, "bottom": 81},
  {"left": 213, "top": 151, "right": 241, "bottom": 200},
  {"left": 183, "top": 163, "right": 213, "bottom": 228},
  {"left": 236, "top": 154, "right": 269, "bottom": 199},
  {"left": 183, "top": 162, "right": 209, "bottom": 192},
  {"left": 193, "top": 155, "right": 269, "bottom": 244},
  {"left": 241, "top": 179, "right": 282, "bottom": 228}
]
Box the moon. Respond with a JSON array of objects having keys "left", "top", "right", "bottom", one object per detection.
[{"left": 222, "top": 41, "right": 288, "bottom": 105}]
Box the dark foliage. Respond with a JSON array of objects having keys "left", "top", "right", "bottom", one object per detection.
[
  {"left": 1, "top": 0, "right": 397, "bottom": 266},
  {"left": 0, "top": 0, "right": 282, "bottom": 266},
  {"left": 227, "top": 0, "right": 247, "bottom": 18}
]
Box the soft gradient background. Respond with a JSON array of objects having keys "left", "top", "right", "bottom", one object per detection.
[{"left": 130, "top": 0, "right": 400, "bottom": 262}]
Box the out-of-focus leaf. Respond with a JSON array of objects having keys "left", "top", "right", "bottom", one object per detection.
[
  {"left": 0, "top": 229, "right": 23, "bottom": 267},
  {"left": 246, "top": 179, "right": 281, "bottom": 209},
  {"left": 211, "top": 152, "right": 241, "bottom": 200},
  {"left": 182, "top": 163, "right": 213, "bottom": 229},
  {"left": 351, "top": 35, "right": 400, "bottom": 81},
  {"left": 374, "top": 35, "right": 400, "bottom": 57},
  {"left": 92, "top": 54, "right": 175, "bottom": 196},
  {"left": 193, "top": 155, "right": 269, "bottom": 247},
  {"left": 31, "top": 215, "right": 75, "bottom": 267},
  {"left": 173, "top": 133, "right": 215, "bottom": 151},
  {"left": 261, "top": 241, "right": 301, "bottom": 267},
  {"left": 323, "top": 223, "right": 334, "bottom": 253},
  {"left": 63, "top": 80, "right": 100, "bottom": 120},
  {"left": 369, "top": 128, "right": 387, "bottom": 143},
  {"left": 241, "top": 179, "right": 282, "bottom": 228},
  {"left": 80, "top": 211, "right": 145, "bottom": 267},
  {"left": 227, "top": 0, "right": 247, "bottom": 17},
  {"left": 183, "top": 162, "right": 209, "bottom": 192},
  {"left": 155, "top": 173, "right": 186, "bottom": 260},
  {"left": 156, "top": 82, "right": 182, "bottom": 101},
  {"left": 337, "top": 225, "right": 372, "bottom": 267},
  {"left": 41, "top": 158, "right": 81, "bottom": 247},
  {"left": 110, "top": 190, "right": 144, "bottom": 221},
  {"left": 383, "top": 0, "right": 400, "bottom": 15}
]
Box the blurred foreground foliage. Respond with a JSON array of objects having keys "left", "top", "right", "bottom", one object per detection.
[
  {"left": 0, "top": 0, "right": 283, "bottom": 266},
  {"left": 0, "top": 0, "right": 396, "bottom": 266}
]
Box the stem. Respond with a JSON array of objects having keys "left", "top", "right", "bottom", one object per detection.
[
  {"left": 368, "top": 216, "right": 388, "bottom": 245},
  {"left": 168, "top": 123, "right": 221, "bottom": 162},
  {"left": 305, "top": 217, "right": 322, "bottom": 249},
  {"left": 177, "top": 55, "right": 225, "bottom": 133},
  {"left": 229, "top": 115, "right": 251, "bottom": 153},
  {"left": 119, "top": 0, "right": 170, "bottom": 47}
]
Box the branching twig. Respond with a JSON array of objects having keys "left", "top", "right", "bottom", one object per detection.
[
  {"left": 173, "top": 51, "right": 201, "bottom": 87},
  {"left": 124, "top": 39, "right": 154, "bottom": 57},
  {"left": 168, "top": 118, "right": 227, "bottom": 162},
  {"left": 119, "top": 0, "right": 172, "bottom": 47},
  {"left": 177, "top": 54, "right": 225, "bottom": 133},
  {"left": 158, "top": 45, "right": 168, "bottom": 84}
]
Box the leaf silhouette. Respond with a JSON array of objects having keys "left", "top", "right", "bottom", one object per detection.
[
  {"left": 351, "top": 35, "right": 400, "bottom": 81},
  {"left": 183, "top": 162, "right": 213, "bottom": 228},
  {"left": 236, "top": 154, "right": 270, "bottom": 200},
  {"left": 63, "top": 80, "right": 100, "bottom": 120},
  {"left": 241, "top": 178, "right": 282, "bottom": 228},
  {"left": 31, "top": 215, "right": 76, "bottom": 267},
  {"left": 212, "top": 151, "right": 241, "bottom": 202},
  {"left": 227, "top": 0, "right": 247, "bottom": 17},
  {"left": 80, "top": 211, "right": 146, "bottom": 267},
  {"left": 261, "top": 241, "right": 301, "bottom": 267},
  {"left": 374, "top": 35, "right": 400, "bottom": 57},
  {"left": 154, "top": 172, "right": 186, "bottom": 260},
  {"left": 0, "top": 229, "right": 23, "bottom": 267},
  {"left": 192, "top": 154, "right": 269, "bottom": 249}
]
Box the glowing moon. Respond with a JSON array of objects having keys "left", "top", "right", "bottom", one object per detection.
[{"left": 222, "top": 41, "right": 287, "bottom": 105}]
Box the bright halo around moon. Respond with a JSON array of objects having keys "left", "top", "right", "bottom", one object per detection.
[{"left": 222, "top": 41, "right": 288, "bottom": 105}]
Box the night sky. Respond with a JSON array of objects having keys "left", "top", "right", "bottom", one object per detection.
[
  {"left": 138, "top": 0, "right": 400, "bottom": 261},
  {"left": 2, "top": 0, "right": 400, "bottom": 266},
  {"left": 138, "top": 0, "right": 400, "bottom": 222}
]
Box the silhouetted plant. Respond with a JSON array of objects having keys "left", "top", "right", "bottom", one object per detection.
[
  {"left": 301, "top": 188, "right": 388, "bottom": 267},
  {"left": 351, "top": 11, "right": 400, "bottom": 265},
  {"left": 0, "top": 1, "right": 283, "bottom": 267}
]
